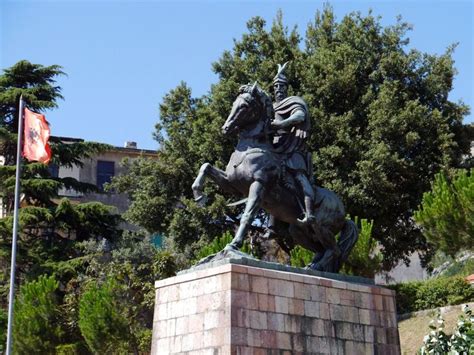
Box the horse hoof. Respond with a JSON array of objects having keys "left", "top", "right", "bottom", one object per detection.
[
  {"left": 224, "top": 243, "right": 239, "bottom": 252},
  {"left": 297, "top": 215, "right": 316, "bottom": 224},
  {"left": 195, "top": 195, "right": 208, "bottom": 207},
  {"left": 306, "top": 263, "right": 323, "bottom": 271}
]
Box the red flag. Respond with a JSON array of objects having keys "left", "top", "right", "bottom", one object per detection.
[{"left": 22, "top": 107, "right": 52, "bottom": 164}]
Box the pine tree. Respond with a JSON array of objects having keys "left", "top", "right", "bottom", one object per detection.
[{"left": 414, "top": 169, "right": 474, "bottom": 256}]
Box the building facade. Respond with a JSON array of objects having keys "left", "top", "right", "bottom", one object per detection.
[{"left": 51, "top": 137, "right": 158, "bottom": 215}]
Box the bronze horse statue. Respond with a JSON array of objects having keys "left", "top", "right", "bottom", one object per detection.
[{"left": 192, "top": 83, "right": 358, "bottom": 272}]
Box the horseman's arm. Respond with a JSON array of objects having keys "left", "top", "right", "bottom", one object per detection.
[{"left": 271, "top": 109, "right": 306, "bottom": 128}]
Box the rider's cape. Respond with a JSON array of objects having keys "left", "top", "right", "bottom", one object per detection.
[{"left": 272, "top": 96, "right": 310, "bottom": 173}]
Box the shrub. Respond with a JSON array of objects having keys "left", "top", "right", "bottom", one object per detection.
[
  {"left": 414, "top": 276, "right": 474, "bottom": 311},
  {"left": 78, "top": 279, "right": 129, "bottom": 354},
  {"left": 13, "top": 275, "right": 63, "bottom": 354},
  {"left": 389, "top": 280, "right": 424, "bottom": 314},
  {"left": 390, "top": 276, "right": 474, "bottom": 314}
]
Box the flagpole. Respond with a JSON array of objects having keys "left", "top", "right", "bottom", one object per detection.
[{"left": 6, "top": 96, "right": 25, "bottom": 355}]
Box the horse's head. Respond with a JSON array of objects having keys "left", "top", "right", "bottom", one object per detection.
[{"left": 222, "top": 82, "right": 268, "bottom": 136}]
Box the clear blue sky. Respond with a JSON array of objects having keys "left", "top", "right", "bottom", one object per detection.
[{"left": 1, "top": 0, "right": 473, "bottom": 150}]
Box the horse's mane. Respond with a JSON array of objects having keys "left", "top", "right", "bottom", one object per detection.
[{"left": 238, "top": 83, "right": 274, "bottom": 126}]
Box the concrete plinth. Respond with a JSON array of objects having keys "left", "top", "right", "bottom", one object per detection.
[{"left": 151, "top": 259, "right": 400, "bottom": 354}]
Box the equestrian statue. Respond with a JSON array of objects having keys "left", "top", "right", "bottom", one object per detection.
[{"left": 191, "top": 62, "right": 358, "bottom": 273}]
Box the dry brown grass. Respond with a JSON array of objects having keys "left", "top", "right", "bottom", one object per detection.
[{"left": 398, "top": 303, "right": 473, "bottom": 354}]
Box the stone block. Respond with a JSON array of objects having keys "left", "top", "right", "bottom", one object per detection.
[
  {"left": 365, "top": 325, "right": 375, "bottom": 343},
  {"left": 268, "top": 278, "right": 294, "bottom": 298},
  {"left": 304, "top": 300, "right": 320, "bottom": 317},
  {"left": 232, "top": 273, "right": 250, "bottom": 291},
  {"left": 257, "top": 293, "right": 275, "bottom": 312},
  {"left": 326, "top": 287, "right": 341, "bottom": 304},
  {"left": 374, "top": 294, "right": 384, "bottom": 311},
  {"left": 288, "top": 298, "right": 305, "bottom": 316},
  {"left": 359, "top": 308, "right": 372, "bottom": 325},
  {"left": 294, "top": 283, "right": 311, "bottom": 300},
  {"left": 284, "top": 314, "right": 302, "bottom": 333},
  {"left": 319, "top": 302, "right": 330, "bottom": 319},
  {"left": 305, "top": 336, "right": 320, "bottom": 353},
  {"left": 276, "top": 332, "right": 291, "bottom": 349},
  {"left": 249, "top": 310, "right": 267, "bottom": 330},
  {"left": 274, "top": 296, "right": 289, "bottom": 314},
  {"left": 250, "top": 275, "right": 268, "bottom": 294},
  {"left": 188, "top": 313, "right": 204, "bottom": 333},
  {"left": 175, "top": 316, "right": 188, "bottom": 335},
  {"left": 292, "top": 333, "right": 305, "bottom": 352},
  {"left": 311, "top": 318, "right": 324, "bottom": 336},
  {"left": 267, "top": 312, "right": 285, "bottom": 332},
  {"left": 354, "top": 291, "right": 373, "bottom": 309},
  {"left": 310, "top": 285, "right": 327, "bottom": 302},
  {"left": 203, "top": 310, "right": 222, "bottom": 330}
]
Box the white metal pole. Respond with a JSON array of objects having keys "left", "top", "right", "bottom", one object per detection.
[{"left": 6, "top": 96, "right": 25, "bottom": 355}]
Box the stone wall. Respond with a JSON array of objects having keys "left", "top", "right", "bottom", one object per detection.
[{"left": 151, "top": 260, "right": 400, "bottom": 354}]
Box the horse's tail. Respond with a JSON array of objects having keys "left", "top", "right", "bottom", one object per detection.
[{"left": 334, "top": 219, "right": 359, "bottom": 272}]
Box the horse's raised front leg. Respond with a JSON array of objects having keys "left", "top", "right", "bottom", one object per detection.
[
  {"left": 226, "top": 181, "right": 264, "bottom": 250},
  {"left": 192, "top": 163, "right": 238, "bottom": 205}
]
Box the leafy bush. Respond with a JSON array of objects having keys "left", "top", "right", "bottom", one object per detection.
[
  {"left": 390, "top": 276, "right": 474, "bottom": 314},
  {"left": 415, "top": 276, "right": 474, "bottom": 311},
  {"left": 389, "top": 280, "right": 424, "bottom": 314},
  {"left": 419, "top": 305, "right": 474, "bottom": 354},
  {"left": 78, "top": 279, "right": 129, "bottom": 354},
  {"left": 13, "top": 275, "right": 63, "bottom": 354}
]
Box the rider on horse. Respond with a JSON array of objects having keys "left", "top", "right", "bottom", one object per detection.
[{"left": 270, "top": 62, "right": 315, "bottom": 224}]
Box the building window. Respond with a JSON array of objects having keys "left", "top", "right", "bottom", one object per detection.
[
  {"left": 48, "top": 163, "right": 59, "bottom": 178},
  {"left": 97, "top": 160, "right": 115, "bottom": 191}
]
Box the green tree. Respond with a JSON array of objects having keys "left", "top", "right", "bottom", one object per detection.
[
  {"left": 13, "top": 275, "right": 63, "bottom": 354},
  {"left": 112, "top": 8, "right": 471, "bottom": 268},
  {"left": 414, "top": 169, "right": 474, "bottom": 256}
]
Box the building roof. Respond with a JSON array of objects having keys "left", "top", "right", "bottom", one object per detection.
[{"left": 52, "top": 136, "right": 158, "bottom": 157}]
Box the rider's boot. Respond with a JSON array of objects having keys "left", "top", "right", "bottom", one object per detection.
[{"left": 298, "top": 196, "right": 316, "bottom": 224}]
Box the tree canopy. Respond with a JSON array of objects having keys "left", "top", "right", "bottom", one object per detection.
[{"left": 112, "top": 7, "right": 472, "bottom": 268}]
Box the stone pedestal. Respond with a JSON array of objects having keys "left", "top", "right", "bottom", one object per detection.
[{"left": 151, "top": 259, "right": 400, "bottom": 354}]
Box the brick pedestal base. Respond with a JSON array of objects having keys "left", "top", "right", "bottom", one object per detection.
[{"left": 151, "top": 259, "right": 400, "bottom": 354}]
